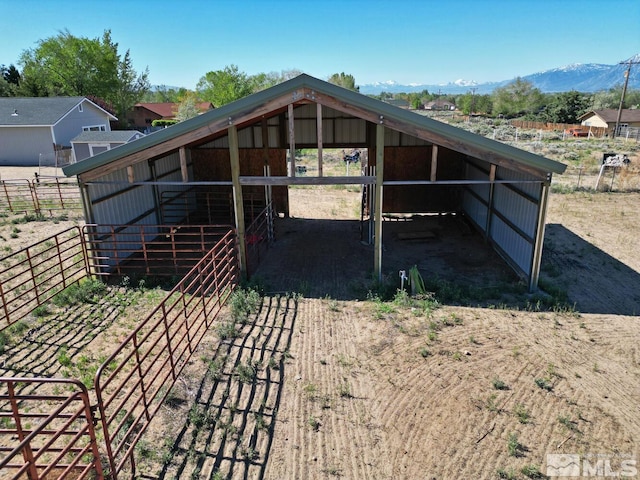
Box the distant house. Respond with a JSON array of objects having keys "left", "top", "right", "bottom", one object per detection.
[
  {"left": 128, "top": 102, "right": 214, "bottom": 131},
  {"left": 578, "top": 109, "right": 640, "bottom": 130},
  {"left": 0, "top": 97, "right": 117, "bottom": 166},
  {"left": 423, "top": 100, "right": 456, "bottom": 111},
  {"left": 71, "top": 130, "right": 145, "bottom": 163}
]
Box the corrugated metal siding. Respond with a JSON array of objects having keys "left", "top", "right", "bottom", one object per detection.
[
  {"left": 493, "top": 184, "right": 538, "bottom": 240},
  {"left": 384, "top": 129, "right": 430, "bottom": 147},
  {"left": 490, "top": 215, "right": 534, "bottom": 275},
  {"left": 462, "top": 161, "right": 491, "bottom": 233},
  {"left": 495, "top": 167, "right": 541, "bottom": 201},
  {"left": 463, "top": 193, "right": 488, "bottom": 233},
  {"left": 197, "top": 117, "right": 280, "bottom": 149},
  {"left": 154, "top": 152, "right": 195, "bottom": 220},
  {"left": 89, "top": 167, "right": 156, "bottom": 226},
  {"left": 461, "top": 160, "right": 541, "bottom": 279},
  {"left": 334, "top": 117, "right": 367, "bottom": 143}
]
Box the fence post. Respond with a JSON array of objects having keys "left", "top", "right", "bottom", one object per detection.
[
  {"left": 7, "top": 381, "right": 40, "bottom": 480},
  {"left": 1, "top": 181, "right": 13, "bottom": 213},
  {"left": 29, "top": 180, "right": 41, "bottom": 215},
  {"left": 26, "top": 248, "right": 40, "bottom": 305}
]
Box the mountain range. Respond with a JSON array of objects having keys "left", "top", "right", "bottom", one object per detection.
[{"left": 359, "top": 54, "right": 640, "bottom": 95}]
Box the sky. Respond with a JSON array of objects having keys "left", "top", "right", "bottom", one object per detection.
[{"left": 1, "top": 0, "right": 639, "bottom": 89}]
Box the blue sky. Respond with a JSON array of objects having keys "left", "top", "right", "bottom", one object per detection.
[{"left": 1, "top": 0, "right": 639, "bottom": 89}]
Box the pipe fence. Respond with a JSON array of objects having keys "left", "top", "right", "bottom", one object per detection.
[
  {"left": 0, "top": 377, "right": 104, "bottom": 480},
  {"left": 0, "top": 178, "right": 82, "bottom": 215},
  {"left": 0, "top": 226, "right": 88, "bottom": 331},
  {"left": 94, "top": 229, "right": 240, "bottom": 478}
]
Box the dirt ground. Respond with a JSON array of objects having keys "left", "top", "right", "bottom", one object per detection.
[
  {"left": 1, "top": 166, "right": 639, "bottom": 479},
  {"left": 251, "top": 186, "right": 640, "bottom": 480}
]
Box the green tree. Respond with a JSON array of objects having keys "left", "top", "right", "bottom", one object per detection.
[
  {"left": 491, "top": 78, "right": 543, "bottom": 118},
  {"left": 1, "top": 64, "right": 20, "bottom": 86},
  {"left": 18, "top": 29, "right": 149, "bottom": 123},
  {"left": 540, "top": 90, "right": 591, "bottom": 123},
  {"left": 458, "top": 92, "right": 492, "bottom": 115},
  {"left": 0, "top": 64, "right": 20, "bottom": 96},
  {"left": 174, "top": 93, "right": 201, "bottom": 122},
  {"left": 140, "top": 85, "right": 191, "bottom": 103},
  {"left": 251, "top": 69, "right": 303, "bottom": 91},
  {"left": 591, "top": 86, "right": 640, "bottom": 110},
  {"left": 328, "top": 72, "right": 359, "bottom": 91},
  {"left": 196, "top": 64, "right": 254, "bottom": 106}
]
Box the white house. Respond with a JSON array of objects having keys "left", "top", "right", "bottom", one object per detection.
[
  {"left": 71, "top": 130, "right": 144, "bottom": 163},
  {"left": 0, "top": 97, "right": 117, "bottom": 166}
]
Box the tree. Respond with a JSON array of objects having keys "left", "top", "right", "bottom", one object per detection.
[
  {"left": 0, "top": 64, "right": 20, "bottom": 96},
  {"left": 18, "top": 29, "right": 149, "bottom": 123},
  {"left": 174, "top": 93, "right": 201, "bottom": 122},
  {"left": 591, "top": 86, "right": 640, "bottom": 110},
  {"left": 491, "top": 78, "right": 543, "bottom": 118},
  {"left": 539, "top": 90, "right": 591, "bottom": 124},
  {"left": 457, "top": 92, "right": 492, "bottom": 115},
  {"left": 196, "top": 65, "right": 254, "bottom": 107},
  {"left": 1, "top": 64, "right": 20, "bottom": 86},
  {"left": 140, "top": 85, "right": 190, "bottom": 103},
  {"left": 251, "top": 69, "right": 303, "bottom": 91},
  {"left": 328, "top": 72, "right": 359, "bottom": 91}
]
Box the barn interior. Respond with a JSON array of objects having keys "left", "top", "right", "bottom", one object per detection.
[{"left": 64, "top": 74, "right": 566, "bottom": 295}]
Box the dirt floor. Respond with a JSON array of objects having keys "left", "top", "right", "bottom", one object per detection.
[{"left": 1, "top": 167, "right": 639, "bottom": 479}]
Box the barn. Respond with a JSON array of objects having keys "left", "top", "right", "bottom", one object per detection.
[{"left": 62, "top": 74, "right": 566, "bottom": 291}]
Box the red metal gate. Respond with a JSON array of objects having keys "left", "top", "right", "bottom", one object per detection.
[{"left": 0, "top": 378, "right": 104, "bottom": 480}]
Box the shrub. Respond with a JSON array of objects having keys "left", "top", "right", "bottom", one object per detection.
[{"left": 52, "top": 278, "right": 106, "bottom": 307}]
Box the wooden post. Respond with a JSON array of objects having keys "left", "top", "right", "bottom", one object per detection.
[
  {"left": 317, "top": 103, "right": 323, "bottom": 177},
  {"left": 127, "top": 165, "right": 135, "bottom": 183},
  {"left": 430, "top": 145, "right": 438, "bottom": 181},
  {"left": 179, "top": 146, "right": 189, "bottom": 182},
  {"left": 288, "top": 103, "right": 296, "bottom": 176},
  {"left": 529, "top": 181, "right": 550, "bottom": 292},
  {"left": 485, "top": 163, "right": 496, "bottom": 238},
  {"left": 374, "top": 123, "right": 385, "bottom": 281},
  {"left": 228, "top": 125, "right": 247, "bottom": 274}
]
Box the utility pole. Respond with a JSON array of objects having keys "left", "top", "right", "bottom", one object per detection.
[
  {"left": 613, "top": 59, "right": 640, "bottom": 138},
  {"left": 470, "top": 87, "right": 477, "bottom": 116}
]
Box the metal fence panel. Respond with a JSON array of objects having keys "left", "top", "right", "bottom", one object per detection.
[
  {"left": 0, "top": 377, "right": 104, "bottom": 480},
  {"left": 94, "top": 229, "right": 240, "bottom": 478}
]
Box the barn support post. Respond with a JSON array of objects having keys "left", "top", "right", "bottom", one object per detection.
[
  {"left": 288, "top": 103, "right": 296, "bottom": 176},
  {"left": 179, "top": 147, "right": 190, "bottom": 182},
  {"left": 149, "top": 161, "right": 162, "bottom": 225},
  {"left": 430, "top": 145, "right": 438, "bottom": 181},
  {"left": 317, "top": 103, "right": 324, "bottom": 177},
  {"left": 374, "top": 123, "right": 385, "bottom": 281},
  {"left": 229, "top": 125, "right": 248, "bottom": 275},
  {"left": 485, "top": 164, "right": 497, "bottom": 240},
  {"left": 529, "top": 180, "right": 550, "bottom": 292}
]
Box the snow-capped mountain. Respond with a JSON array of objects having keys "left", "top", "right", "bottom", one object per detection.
[{"left": 358, "top": 55, "right": 640, "bottom": 95}]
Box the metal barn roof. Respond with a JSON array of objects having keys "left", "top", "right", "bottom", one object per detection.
[{"left": 63, "top": 74, "right": 566, "bottom": 178}]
